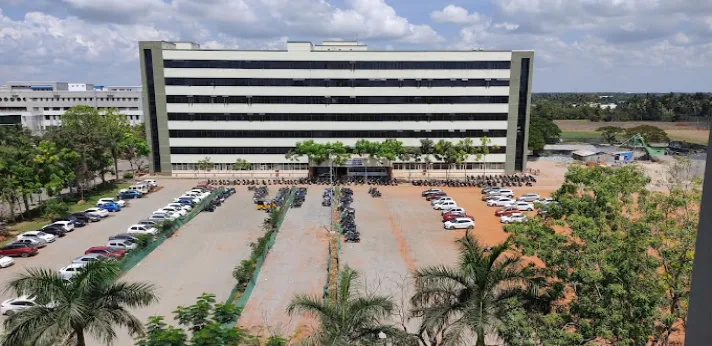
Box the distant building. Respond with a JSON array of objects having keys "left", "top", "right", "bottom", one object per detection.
[
  {"left": 0, "top": 81, "right": 143, "bottom": 134},
  {"left": 572, "top": 150, "right": 614, "bottom": 163}
]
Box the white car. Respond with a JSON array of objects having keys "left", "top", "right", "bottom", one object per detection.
[
  {"left": 107, "top": 239, "right": 138, "bottom": 251},
  {"left": 72, "top": 254, "right": 113, "bottom": 264},
  {"left": 127, "top": 224, "right": 158, "bottom": 235},
  {"left": 496, "top": 189, "right": 514, "bottom": 197},
  {"left": 433, "top": 201, "right": 458, "bottom": 211},
  {"left": 148, "top": 214, "right": 169, "bottom": 222},
  {"left": 431, "top": 197, "right": 454, "bottom": 206},
  {"left": 97, "top": 198, "right": 126, "bottom": 208},
  {"left": 51, "top": 220, "right": 75, "bottom": 233},
  {"left": 142, "top": 179, "right": 158, "bottom": 187},
  {"left": 152, "top": 211, "right": 180, "bottom": 221},
  {"left": 487, "top": 198, "right": 515, "bottom": 207},
  {"left": 517, "top": 193, "right": 541, "bottom": 202},
  {"left": 159, "top": 206, "right": 187, "bottom": 217},
  {"left": 537, "top": 198, "right": 556, "bottom": 205},
  {"left": 0, "top": 255, "right": 15, "bottom": 268},
  {"left": 513, "top": 201, "right": 535, "bottom": 212},
  {"left": 84, "top": 208, "right": 110, "bottom": 218},
  {"left": 501, "top": 213, "right": 528, "bottom": 224},
  {"left": 444, "top": 218, "right": 475, "bottom": 230},
  {"left": 443, "top": 207, "right": 465, "bottom": 215},
  {"left": 188, "top": 190, "right": 210, "bottom": 198},
  {"left": 167, "top": 202, "right": 192, "bottom": 212},
  {"left": 17, "top": 231, "right": 56, "bottom": 244},
  {"left": 0, "top": 296, "right": 36, "bottom": 315},
  {"left": 59, "top": 262, "right": 88, "bottom": 280}
]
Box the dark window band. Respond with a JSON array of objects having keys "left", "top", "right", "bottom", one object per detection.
[
  {"left": 167, "top": 113, "right": 509, "bottom": 122},
  {"left": 164, "top": 60, "right": 511, "bottom": 70},
  {"left": 166, "top": 95, "right": 509, "bottom": 104},
  {"left": 143, "top": 49, "right": 161, "bottom": 173},
  {"left": 165, "top": 78, "right": 509, "bottom": 87},
  {"left": 171, "top": 146, "right": 507, "bottom": 155},
  {"left": 169, "top": 129, "right": 507, "bottom": 139}
]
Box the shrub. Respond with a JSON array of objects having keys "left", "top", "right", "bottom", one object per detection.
[
  {"left": 233, "top": 259, "right": 255, "bottom": 285},
  {"left": 135, "top": 234, "right": 153, "bottom": 248},
  {"left": 43, "top": 199, "right": 69, "bottom": 219},
  {"left": 123, "top": 172, "right": 134, "bottom": 179}
]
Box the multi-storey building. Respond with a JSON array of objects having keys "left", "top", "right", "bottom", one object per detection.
[
  {"left": 139, "top": 40, "right": 533, "bottom": 177},
  {"left": 0, "top": 81, "right": 143, "bottom": 134}
]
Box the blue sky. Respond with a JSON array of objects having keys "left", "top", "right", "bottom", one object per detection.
[{"left": 0, "top": 0, "right": 710, "bottom": 92}]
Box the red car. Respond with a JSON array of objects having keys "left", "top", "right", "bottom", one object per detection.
[
  {"left": 443, "top": 214, "right": 474, "bottom": 223},
  {"left": 85, "top": 247, "right": 126, "bottom": 260},
  {"left": 0, "top": 243, "right": 38, "bottom": 257},
  {"left": 425, "top": 193, "right": 447, "bottom": 201},
  {"left": 495, "top": 206, "right": 520, "bottom": 217},
  {"left": 442, "top": 210, "right": 466, "bottom": 220}
]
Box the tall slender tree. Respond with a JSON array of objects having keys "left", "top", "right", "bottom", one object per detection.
[
  {"left": 419, "top": 139, "right": 435, "bottom": 178},
  {"left": 101, "top": 108, "right": 131, "bottom": 180}
]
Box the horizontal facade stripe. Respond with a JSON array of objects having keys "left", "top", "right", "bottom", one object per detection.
[
  {"left": 169, "top": 129, "right": 507, "bottom": 139},
  {"left": 163, "top": 68, "right": 512, "bottom": 80},
  {"left": 165, "top": 78, "right": 510, "bottom": 88},
  {"left": 167, "top": 120, "right": 509, "bottom": 131},
  {"left": 166, "top": 95, "right": 509, "bottom": 104},
  {"left": 164, "top": 60, "right": 510, "bottom": 70},
  {"left": 164, "top": 86, "right": 510, "bottom": 97},
  {"left": 170, "top": 146, "right": 507, "bottom": 155},
  {"left": 168, "top": 137, "right": 509, "bottom": 147},
  {"left": 169, "top": 153, "right": 508, "bottom": 164},
  {"left": 165, "top": 103, "right": 511, "bottom": 114},
  {"left": 167, "top": 113, "right": 509, "bottom": 122},
  {"left": 162, "top": 50, "right": 514, "bottom": 62}
]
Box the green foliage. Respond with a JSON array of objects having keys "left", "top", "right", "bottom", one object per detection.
[
  {"left": 286, "top": 140, "right": 349, "bottom": 165},
  {"left": 135, "top": 234, "right": 154, "bottom": 248},
  {"left": 503, "top": 164, "right": 696, "bottom": 345},
  {"left": 411, "top": 232, "right": 545, "bottom": 346},
  {"left": 123, "top": 172, "right": 135, "bottom": 179},
  {"left": 101, "top": 108, "right": 131, "bottom": 179},
  {"left": 232, "top": 259, "right": 255, "bottom": 285},
  {"left": 136, "top": 294, "right": 261, "bottom": 346},
  {"left": 42, "top": 199, "right": 68, "bottom": 219},
  {"left": 528, "top": 115, "right": 562, "bottom": 154},
  {"left": 119, "top": 129, "right": 150, "bottom": 177},
  {"left": 624, "top": 124, "right": 670, "bottom": 143},
  {"left": 287, "top": 266, "right": 407, "bottom": 346},
  {"left": 3, "top": 260, "right": 157, "bottom": 346},
  {"left": 597, "top": 126, "right": 625, "bottom": 144},
  {"left": 195, "top": 157, "right": 214, "bottom": 172},
  {"left": 232, "top": 158, "right": 251, "bottom": 170}
]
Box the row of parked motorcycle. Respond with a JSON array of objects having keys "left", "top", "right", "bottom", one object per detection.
[
  {"left": 204, "top": 187, "right": 236, "bottom": 212},
  {"left": 411, "top": 174, "right": 537, "bottom": 187},
  {"left": 206, "top": 177, "right": 402, "bottom": 186},
  {"left": 368, "top": 187, "right": 382, "bottom": 198},
  {"left": 338, "top": 188, "right": 360, "bottom": 243},
  {"left": 322, "top": 187, "right": 333, "bottom": 207}
]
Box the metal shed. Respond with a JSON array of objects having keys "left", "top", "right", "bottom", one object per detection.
[
  {"left": 572, "top": 150, "right": 614, "bottom": 163},
  {"left": 611, "top": 151, "right": 633, "bottom": 162}
]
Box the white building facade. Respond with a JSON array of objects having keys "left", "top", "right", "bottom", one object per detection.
[
  {"left": 0, "top": 81, "right": 143, "bottom": 134},
  {"left": 139, "top": 41, "right": 533, "bottom": 177}
]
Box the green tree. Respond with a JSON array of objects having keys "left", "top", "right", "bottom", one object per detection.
[
  {"left": 101, "top": 108, "right": 131, "bottom": 180},
  {"left": 136, "top": 294, "right": 262, "bottom": 346},
  {"left": 625, "top": 124, "right": 670, "bottom": 143},
  {"left": 232, "top": 158, "right": 252, "bottom": 171},
  {"left": 195, "top": 157, "right": 214, "bottom": 173},
  {"left": 419, "top": 139, "right": 436, "bottom": 178},
  {"left": 478, "top": 137, "right": 500, "bottom": 175},
  {"left": 410, "top": 232, "right": 544, "bottom": 346},
  {"left": 528, "top": 116, "right": 561, "bottom": 155},
  {"left": 57, "top": 106, "right": 107, "bottom": 199},
  {"left": 287, "top": 266, "right": 404, "bottom": 346},
  {"left": 505, "top": 165, "right": 664, "bottom": 345},
  {"left": 457, "top": 138, "right": 480, "bottom": 178},
  {"left": 597, "top": 126, "right": 625, "bottom": 144},
  {"left": 434, "top": 140, "right": 461, "bottom": 180},
  {"left": 33, "top": 140, "right": 79, "bottom": 198},
  {"left": 353, "top": 139, "right": 381, "bottom": 181},
  {"left": 119, "top": 131, "right": 150, "bottom": 178},
  {"left": 3, "top": 261, "right": 157, "bottom": 346},
  {"left": 0, "top": 127, "right": 40, "bottom": 219},
  {"left": 42, "top": 199, "right": 69, "bottom": 219}
]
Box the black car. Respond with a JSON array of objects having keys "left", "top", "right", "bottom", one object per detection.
[
  {"left": 53, "top": 216, "right": 86, "bottom": 227},
  {"left": 108, "top": 234, "right": 140, "bottom": 242},
  {"left": 70, "top": 212, "right": 100, "bottom": 223},
  {"left": 38, "top": 225, "right": 67, "bottom": 237}
]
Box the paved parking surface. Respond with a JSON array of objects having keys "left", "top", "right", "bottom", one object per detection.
[
  {"left": 0, "top": 180, "right": 196, "bottom": 326},
  {"left": 114, "top": 186, "right": 267, "bottom": 346},
  {"left": 237, "top": 186, "right": 330, "bottom": 339}
]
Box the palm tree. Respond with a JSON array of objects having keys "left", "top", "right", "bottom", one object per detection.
[
  {"left": 410, "top": 232, "right": 543, "bottom": 346},
  {"left": 419, "top": 139, "right": 435, "bottom": 178},
  {"left": 3, "top": 260, "right": 158, "bottom": 346},
  {"left": 287, "top": 266, "right": 405, "bottom": 346}
]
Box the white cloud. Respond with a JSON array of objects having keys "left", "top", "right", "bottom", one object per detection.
[{"left": 431, "top": 5, "right": 487, "bottom": 25}]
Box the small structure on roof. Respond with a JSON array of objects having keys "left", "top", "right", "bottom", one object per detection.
[{"left": 572, "top": 150, "right": 614, "bottom": 163}]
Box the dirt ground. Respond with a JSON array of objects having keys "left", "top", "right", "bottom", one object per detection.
[
  {"left": 237, "top": 186, "right": 330, "bottom": 339},
  {"left": 555, "top": 120, "right": 710, "bottom": 144}
]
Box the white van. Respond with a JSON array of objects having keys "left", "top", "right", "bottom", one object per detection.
[
  {"left": 106, "top": 239, "right": 137, "bottom": 251},
  {"left": 128, "top": 185, "right": 149, "bottom": 195}
]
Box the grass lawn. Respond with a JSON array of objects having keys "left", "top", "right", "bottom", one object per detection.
[
  {"left": 560, "top": 131, "right": 601, "bottom": 139},
  {"left": 7, "top": 182, "right": 132, "bottom": 236}
]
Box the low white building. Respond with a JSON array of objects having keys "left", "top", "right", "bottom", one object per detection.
[{"left": 0, "top": 81, "right": 143, "bottom": 134}]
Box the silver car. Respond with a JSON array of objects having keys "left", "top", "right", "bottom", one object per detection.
[
  {"left": 10, "top": 238, "right": 46, "bottom": 248},
  {"left": 517, "top": 193, "right": 541, "bottom": 202},
  {"left": 72, "top": 254, "right": 115, "bottom": 264}
]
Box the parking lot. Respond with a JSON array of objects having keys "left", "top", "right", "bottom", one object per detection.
[
  {"left": 112, "top": 186, "right": 267, "bottom": 345},
  {"left": 237, "top": 186, "right": 330, "bottom": 339},
  {"left": 0, "top": 179, "right": 196, "bottom": 325}
]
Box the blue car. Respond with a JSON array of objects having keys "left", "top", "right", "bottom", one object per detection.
[
  {"left": 101, "top": 203, "right": 121, "bottom": 212},
  {"left": 175, "top": 199, "right": 194, "bottom": 206},
  {"left": 118, "top": 191, "right": 142, "bottom": 199}
]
